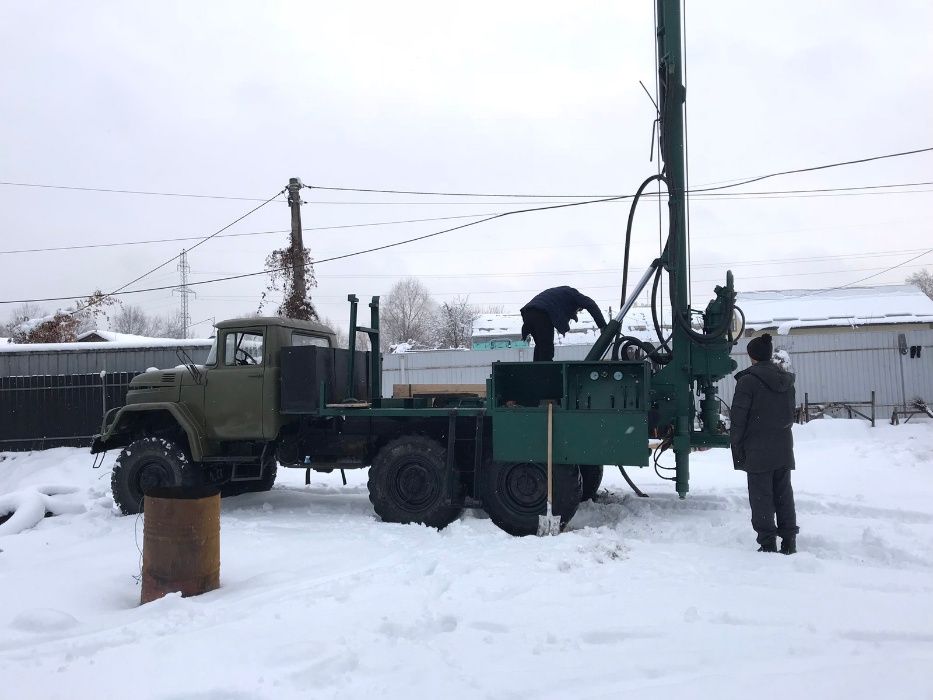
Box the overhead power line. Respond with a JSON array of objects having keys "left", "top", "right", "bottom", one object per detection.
[
  {"left": 0, "top": 194, "right": 632, "bottom": 304},
  {"left": 0, "top": 180, "right": 277, "bottom": 202},
  {"left": 69, "top": 190, "right": 284, "bottom": 314},
  {"left": 781, "top": 249, "right": 933, "bottom": 301},
  {"left": 301, "top": 147, "right": 933, "bottom": 196},
  {"left": 2, "top": 180, "right": 930, "bottom": 257},
  {"left": 2, "top": 146, "right": 930, "bottom": 204},
  {"left": 6, "top": 146, "right": 933, "bottom": 305},
  {"left": 690, "top": 146, "right": 933, "bottom": 192},
  {"left": 0, "top": 213, "right": 498, "bottom": 256}
]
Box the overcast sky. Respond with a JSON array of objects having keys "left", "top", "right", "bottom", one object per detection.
[{"left": 1, "top": 1, "right": 931, "bottom": 336}]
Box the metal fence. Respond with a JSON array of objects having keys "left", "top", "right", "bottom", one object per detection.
[
  {"left": 2, "top": 328, "right": 928, "bottom": 452},
  {"left": 0, "top": 341, "right": 211, "bottom": 376},
  {"left": 0, "top": 341, "right": 211, "bottom": 452},
  {"left": 0, "top": 372, "right": 139, "bottom": 451},
  {"left": 383, "top": 329, "right": 933, "bottom": 416}
]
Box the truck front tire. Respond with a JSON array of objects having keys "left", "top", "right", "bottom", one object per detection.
[
  {"left": 481, "top": 460, "right": 582, "bottom": 536},
  {"left": 368, "top": 436, "right": 462, "bottom": 529},
  {"left": 111, "top": 437, "right": 186, "bottom": 515}
]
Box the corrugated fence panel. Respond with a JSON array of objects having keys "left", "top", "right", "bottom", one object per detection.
[
  {"left": 0, "top": 344, "right": 211, "bottom": 376},
  {"left": 717, "top": 330, "right": 932, "bottom": 412},
  {"left": 382, "top": 345, "right": 590, "bottom": 395},
  {"left": 385, "top": 331, "right": 933, "bottom": 412}
]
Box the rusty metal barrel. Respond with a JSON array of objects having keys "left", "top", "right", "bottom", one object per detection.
[{"left": 140, "top": 486, "right": 220, "bottom": 605}]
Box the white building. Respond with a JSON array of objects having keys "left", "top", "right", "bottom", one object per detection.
[{"left": 738, "top": 284, "right": 933, "bottom": 336}]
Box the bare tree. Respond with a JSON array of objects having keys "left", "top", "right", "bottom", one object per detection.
[
  {"left": 155, "top": 310, "right": 188, "bottom": 339},
  {"left": 111, "top": 305, "right": 160, "bottom": 336},
  {"left": 436, "top": 295, "right": 476, "bottom": 349},
  {"left": 10, "top": 290, "right": 116, "bottom": 344},
  {"left": 2, "top": 303, "right": 45, "bottom": 338},
  {"left": 322, "top": 316, "right": 349, "bottom": 349},
  {"left": 381, "top": 277, "right": 438, "bottom": 351},
  {"left": 477, "top": 303, "right": 505, "bottom": 315},
  {"left": 907, "top": 269, "right": 933, "bottom": 300}
]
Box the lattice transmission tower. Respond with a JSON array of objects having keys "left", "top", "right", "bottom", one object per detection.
[{"left": 172, "top": 249, "right": 195, "bottom": 339}]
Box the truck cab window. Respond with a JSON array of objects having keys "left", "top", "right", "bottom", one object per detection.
[
  {"left": 291, "top": 332, "right": 330, "bottom": 348},
  {"left": 224, "top": 331, "right": 264, "bottom": 366}
]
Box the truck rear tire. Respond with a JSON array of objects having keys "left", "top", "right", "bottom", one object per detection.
[
  {"left": 111, "top": 437, "right": 186, "bottom": 515},
  {"left": 580, "top": 465, "right": 604, "bottom": 502},
  {"left": 481, "top": 460, "right": 582, "bottom": 536},
  {"left": 368, "top": 435, "right": 462, "bottom": 529}
]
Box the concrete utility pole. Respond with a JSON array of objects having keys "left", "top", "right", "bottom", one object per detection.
[{"left": 287, "top": 177, "right": 307, "bottom": 305}]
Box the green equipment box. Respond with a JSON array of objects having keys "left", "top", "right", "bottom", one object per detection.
[{"left": 489, "top": 361, "right": 650, "bottom": 467}]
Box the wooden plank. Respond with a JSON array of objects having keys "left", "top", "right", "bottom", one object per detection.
[{"left": 392, "top": 383, "right": 486, "bottom": 399}]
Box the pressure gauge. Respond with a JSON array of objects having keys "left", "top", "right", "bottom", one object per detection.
[
  {"left": 589, "top": 371, "right": 599, "bottom": 381},
  {"left": 613, "top": 371, "right": 623, "bottom": 381}
]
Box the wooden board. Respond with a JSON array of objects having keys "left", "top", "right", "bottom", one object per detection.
[{"left": 392, "top": 383, "right": 486, "bottom": 399}]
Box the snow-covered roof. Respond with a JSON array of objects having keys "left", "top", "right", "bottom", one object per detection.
[
  {"left": 77, "top": 330, "right": 167, "bottom": 343},
  {"left": 0, "top": 336, "right": 212, "bottom": 352},
  {"left": 739, "top": 285, "right": 933, "bottom": 334}
]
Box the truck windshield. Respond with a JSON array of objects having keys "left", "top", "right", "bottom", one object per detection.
[{"left": 205, "top": 336, "right": 218, "bottom": 365}]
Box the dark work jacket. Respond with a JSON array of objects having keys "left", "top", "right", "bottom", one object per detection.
[
  {"left": 521, "top": 286, "right": 607, "bottom": 335},
  {"left": 730, "top": 361, "right": 796, "bottom": 473}
]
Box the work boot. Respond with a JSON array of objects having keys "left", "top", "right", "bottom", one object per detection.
[
  {"left": 757, "top": 538, "right": 777, "bottom": 553},
  {"left": 780, "top": 536, "right": 796, "bottom": 555}
]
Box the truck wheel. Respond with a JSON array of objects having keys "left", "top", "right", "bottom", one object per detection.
[
  {"left": 481, "top": 460, "right": 582, "bottom": 536},
  {"left": 111, "top": 437, "right": 186, "bottom": 515},
  {"left": 368, "top": 436, "right": 462, "bottom": 528},
  {"left": 580, "top": 465, "right": 604, "bottom": 502}
]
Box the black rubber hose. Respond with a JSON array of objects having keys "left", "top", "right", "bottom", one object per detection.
[
  {"left": 618, "top": 466, "right": 649, "bottom": 498},
  {"left": 620, "top": 174, "right": 670, "bottom": 310},
  {"left": 651, "top": 265, "right": 673, "bottom": 353},
  {"left": 731, "top": 305, "right": 746, "bottom": 344}
]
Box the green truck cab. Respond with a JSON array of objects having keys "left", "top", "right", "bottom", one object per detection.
[{"left": 92, "top": 317, "right": 338, "bottom": 514}]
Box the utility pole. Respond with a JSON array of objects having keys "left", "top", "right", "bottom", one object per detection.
[
  {"left": 173, "top": 249, "right": 195, "bottom": 339},
  {"left": 287, "top": 177, "right": 308, "bottom": 311}
]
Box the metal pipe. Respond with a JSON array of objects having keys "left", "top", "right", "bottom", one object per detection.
[
  {"left": 346, "top": 294, "right": 358, "bottom": 400},
  {"left": 585, "top": 261, "right": 659, "bottom": 361}
]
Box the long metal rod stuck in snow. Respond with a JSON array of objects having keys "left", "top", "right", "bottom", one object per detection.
[{"left": 537, "top": 401, "right": 561, "bottom": 536}]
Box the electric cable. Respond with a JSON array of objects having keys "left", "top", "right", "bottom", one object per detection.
[
  {"left": 2, "top": 180, "right": 929, "bottom": 256},
  {"left": 691, "top": 146, "right": 933, "bottom": 194},
  {"left": 70, "top": 190, "right": 284, "bottom": 314},
  {"left": 0, "top": 191, "right": 634, "bottom": 305},
  {"left": 0, "top": 181, "right": 277, "bottom": 202},
  {"left": 7, "top": 143, "right": 933, "bottom": 305}
]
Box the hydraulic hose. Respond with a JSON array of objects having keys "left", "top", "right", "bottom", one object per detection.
[{"left": 621, "top": 174, "right": 670, "bottom": 310}]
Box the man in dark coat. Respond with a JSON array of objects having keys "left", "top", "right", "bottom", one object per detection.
[
  {"left": 730, "top": 333, "right": 799, "bottom": 554},
  {"left": 520, "top": 286, "right": 607, "bottom": 361}
]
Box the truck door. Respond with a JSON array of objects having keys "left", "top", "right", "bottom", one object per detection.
[{"left": 205, "top": 329, "right": 266, "bottom": 440}]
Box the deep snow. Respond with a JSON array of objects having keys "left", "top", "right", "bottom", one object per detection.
[{"left": 1, "top": 420, "right": 932, "bottom": 699}]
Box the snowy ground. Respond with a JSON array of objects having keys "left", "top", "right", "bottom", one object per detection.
[{"left": 2, "top": 420, "right": 932, "bottom": 700}]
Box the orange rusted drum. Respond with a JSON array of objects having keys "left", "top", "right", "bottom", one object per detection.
[{"left": 140, "top": 486, "right": 220, "bottom": 605}]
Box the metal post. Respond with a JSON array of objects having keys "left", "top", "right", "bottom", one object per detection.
[
  {"left": 656, "top": 0, "right": 692, "bottom": 498},
  {"left": 369, "top": 296, "right": 381, "bottom": 406},
  {"left": 804, "top": 393, "right": 809, "bottom": 424},
  {"left": 870, "top": 390, "right": 876, "bottom": 427},
  {"left": 346, "top": 295, "right": 358, "bottom": 400},
  {"left": 100, "top": 369, "right": 107, "bottom": 417}
]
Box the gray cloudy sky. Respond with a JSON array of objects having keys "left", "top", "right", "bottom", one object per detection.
[{"left": 1, "top": 1, "right": 931, "bottom": 335}]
